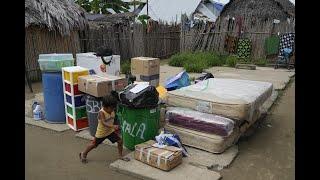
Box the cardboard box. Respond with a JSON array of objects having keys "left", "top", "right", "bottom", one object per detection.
[
  {"left": 131, "top": 57, "right": 160, "bottom": 76},
  {"left": 134, "top": 140, "right": 182, "bottom": 171},
  {"left": 134, "top": 74, "right": 160, "bottom": 87},
  {"left": 78, "top": 75, "right": 128, "bottom": 97}
]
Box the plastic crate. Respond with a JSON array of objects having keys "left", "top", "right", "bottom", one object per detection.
[
  {"left": 38, "top": 54, "right": 74, "bottom": 72},
  {"left": 66, "top": 105, "right": 87, "bottom": 119},
  {"left": 65, "top": 94, "right": 86, "bottom": 107},
  {"left": 67, "top": 115, "right": 89, "bottom": 131},
  {"left": 64, "top": 83, "right": 81, "bottom": 95},
  {"left": 62, "top": 66, "right": 89, "bottom": 84}
]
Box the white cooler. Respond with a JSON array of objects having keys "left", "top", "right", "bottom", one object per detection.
[{"left": 76, "top": 53, "right": 120, "bottom": 76}]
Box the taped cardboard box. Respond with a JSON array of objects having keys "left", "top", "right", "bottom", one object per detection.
[
  {"left": 78, "top": 75, "right": 127, "bottom": 97},
  {"left": 134, "top": 140, "right": 182, "bottom": 171},
  {"left": 131, "top": 57, "right": 160, "bottom": 76},
  {"left": 134, "top": 74, "right": 160, "bottom": 87}
]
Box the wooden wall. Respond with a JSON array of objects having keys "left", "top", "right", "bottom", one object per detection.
[
  {"left": 80, "top": 22, "right": 180, "bottom": 60},
  {"left": 25, "top": 27, "right": 81, "bottom": 81},
  {"left": 180, "top": 16, "right": 295, "bottom": 62}
]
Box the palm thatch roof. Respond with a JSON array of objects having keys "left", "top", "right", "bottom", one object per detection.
[
  {"left": 86, "top": 12, "right": 136, "bottom": 29},
  {"left": 220, "top": 0, "right": 295, "bottom": 20},
  {"left": 86, "top": 12, "right": 136, "bottom": 24},
  {"left": 25, "top": 0, "right": 88, "bottom": 36}
]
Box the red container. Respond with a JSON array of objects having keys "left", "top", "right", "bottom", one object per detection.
[
  {"left": 67, "top": 116, "right": 74, "bottom": 126},
  {"left": 76, "top": 118, "right": 89, "bottom": 130},
  {"left": 67, "top": 115, "right": 88, "bottom": 131},
  {"left": 65, "top": 82, "right": 81, "bottom": 95}
]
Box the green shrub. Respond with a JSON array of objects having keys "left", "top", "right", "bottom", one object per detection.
[
  {"left": 121, "top": 60, "right": 131, "bottom": 74},
  {"left": 254, "top": 58, "right": 267, "bottom": 66},
  {"left": 226, "top": 56, "right": 238, "bottom": 67},
  {"left": 183, "top": 62, "right": 206, "bottom": 73},
  {"left": 168, "top": 52, "right": 190, "bottom": 67},
  {"left": 169, "top": 51, "right": 226, "bottom": 72}
]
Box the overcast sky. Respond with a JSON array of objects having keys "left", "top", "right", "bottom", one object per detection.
[{"left": 215, "top": 0, "right": 295, "bottom": 5}]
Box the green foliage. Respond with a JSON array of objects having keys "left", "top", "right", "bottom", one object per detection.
[
  {"left": 168, "top": 51, "right": 229, "bottom": 73},
  {"left": 75, "top": 0, "right": 91, "bottom": 12},
  {"left": 254, "top": 58, "right": 267, "bottom": 66},
  {"left": 137, "top": 14, "right": 150, "bottom": 27},
  {"left": 75, "top": 0, "right": 130, "bottom": 14},
  {"left": 168, "top": 52, "right": 192, "bottom": 67},
  {"left": 226, "top": 55, "right": 238, "bottom": 67},
  {"left": 121, "top": 60, "right": 131, "bottom": 74}
]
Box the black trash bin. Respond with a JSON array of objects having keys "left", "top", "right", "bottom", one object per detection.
[{"left": 85, "top": 95, "right": 102, "bottom": 137}]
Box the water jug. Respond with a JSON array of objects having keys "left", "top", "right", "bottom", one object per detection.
[{"left": 33, "top": 104, "right": 44, "bottom": 120}]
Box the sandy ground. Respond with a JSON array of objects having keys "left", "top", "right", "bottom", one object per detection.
[
  {"left": 25, "top": 126, "right": 138, "bottom": 180},
  {"left": 221, "top": 79, "right": 295, "bottom": 180},
  {"left": 25, "top": 75, "right": 294, "bottom": 180}
]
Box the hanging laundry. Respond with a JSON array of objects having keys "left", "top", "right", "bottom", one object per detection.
[
  {"left": 265, "top": 36, "right": 280, "bottom": 55},
  {"left": 236, "top": 38, "right": 252, "bottom": 59},
  {"left": 224, "top": 35, "right": 238, "bottom": 53},
  {"left": 279, "top": 33, "right": 295, "bottom": 56}
]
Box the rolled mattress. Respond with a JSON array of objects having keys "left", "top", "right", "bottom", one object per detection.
[
  {"left": 166, "top": 78, "right": 273, "bottom": 122},
  {"left": 166, "top": 107, "right": 235, "bottom": 137}
]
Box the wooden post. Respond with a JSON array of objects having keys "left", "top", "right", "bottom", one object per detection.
[{"left": 147, "top": 0, "right": 149, "bottom": 16}]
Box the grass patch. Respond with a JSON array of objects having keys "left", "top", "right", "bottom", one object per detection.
[
  {"left": 254, "top": 58, "right": 267, "bottom": 67},
  {"left": 169, "top": 51, "right": 227, "bottom": 73},
  {"left": 121, "top": 59, "right": 131, "bottom": 74},
  {"left": 226, "top": 55, "right": 238, "bottom": 67}
]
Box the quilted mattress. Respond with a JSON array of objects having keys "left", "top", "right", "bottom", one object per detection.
[
  {"left": 166, "top": 107, "right": 235, "bottom": 137},
  {"left": 166, "top": 78, "right": 273, "bottom": 122},
  {"left": 165, "top": 124, "right": 241, "bottom": 153},
  {"left": 164, "top": 108, "right": 261, "bottom": 153}
]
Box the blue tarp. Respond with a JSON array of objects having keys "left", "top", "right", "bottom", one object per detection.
[{"left": 214, "top": 3, "right": 224, "bottom": 12}]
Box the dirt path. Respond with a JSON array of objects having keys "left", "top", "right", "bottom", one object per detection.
[
  {"left": 221, "top": 79, "right": 295, "bottom": 180},
  {"left": 25, "top": 126, "right": 138, "bottom": 180}
]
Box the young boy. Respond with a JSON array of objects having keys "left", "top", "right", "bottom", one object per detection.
[{"left": 79, "top": 95, "right": 130, "bottom": 163}]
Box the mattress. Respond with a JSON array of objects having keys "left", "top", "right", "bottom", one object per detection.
[
  {"left": 166, "top": 78, "right": 273, "bottom": 122},
  {"left": 166, "top": 107, "right": 235, "bottom": 137},
  {"left": 165, "top": 124, "right": 241, "bottom": 154},
  {"left": 164, "top": 108, "right": 262, "bottom": 153}
]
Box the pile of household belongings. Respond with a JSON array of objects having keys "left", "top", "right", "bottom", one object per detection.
[{"left": 164, "top": 78, "right": 273, "bottom": 153}]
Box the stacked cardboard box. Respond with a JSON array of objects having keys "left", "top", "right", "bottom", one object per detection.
[
  {"left": 165, "top": 78, "right": 273, "bottom": 153},
  {"left": 134, "top": 140, "right": 182, "bottom": 171},
  {"left": 131, "top": 57, "right": 160, "bottom": 87},
  {"left": 78, "top": 74, "right": 128, "bottom": 97}
]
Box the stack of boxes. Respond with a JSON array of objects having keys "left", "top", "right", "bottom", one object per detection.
[
  {"left": 131, "top": 57, "right": 160, "bottom": 87},
  {"left": 62, "top": 66, "right": 89, "bottom": 131}
]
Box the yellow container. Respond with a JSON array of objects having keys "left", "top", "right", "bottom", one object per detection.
[
  {"left": 156, "top": 85, "right": 167, "bottom": 100},
  {"left": 62, "top": 66, "right": 89, "bottom": 84}
]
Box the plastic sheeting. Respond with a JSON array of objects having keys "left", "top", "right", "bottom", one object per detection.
[
  {"left": 166, "top": 107, "right": 234, "bottom": 137},
  {"left": 119, "top": 84, "right": 159, "bottom": 108},
  {"left": 167, "top": 78, "right": 273, "bottom": 121}
]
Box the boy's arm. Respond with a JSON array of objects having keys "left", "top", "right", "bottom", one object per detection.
[
  {"left": 98, "top": 112, "right": 114, "bottom": 128},
  {"left": 99, "top": 112, "right": 119, "bottom": 130}
]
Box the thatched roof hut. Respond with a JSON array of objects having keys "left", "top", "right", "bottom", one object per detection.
[
  {"left": 25, "top": 0, "right": 87, "bottom": 36},
  {"left": 25, "top": 0, "right": 88, "bottom": 81},
  {"left": 220, "top": 0, "right": 295, "bottom": 21}
]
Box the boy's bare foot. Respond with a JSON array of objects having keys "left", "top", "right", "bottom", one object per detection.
[{"left": 79, "top": 152, "right": 88, "bottom": 163}]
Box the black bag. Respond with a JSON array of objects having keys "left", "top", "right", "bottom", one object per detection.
[
  {"left": 119, "top": 84, "right": 159, "bottom": 108},
  {"left": 195, "top": 72, "right": 214, "bottom": 84}
]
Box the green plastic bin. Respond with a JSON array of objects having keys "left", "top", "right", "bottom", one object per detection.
[{"left": 117, "top": 104, "right": 160, "bottom": 150}]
